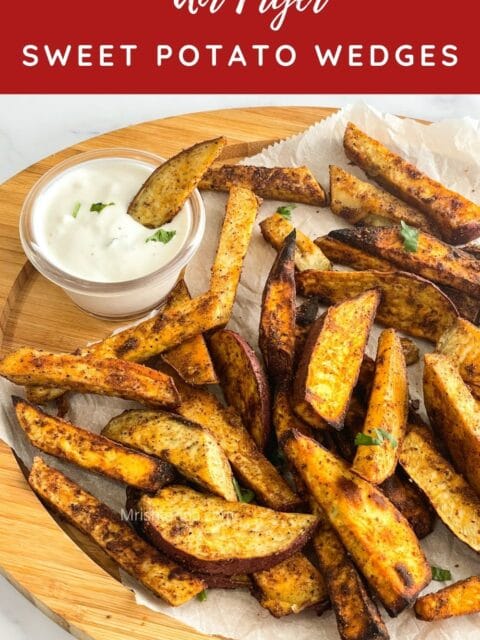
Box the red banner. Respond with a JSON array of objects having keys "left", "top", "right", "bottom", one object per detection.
[{"left": 2, "top": 0, "right": 477, "bottom": 93}]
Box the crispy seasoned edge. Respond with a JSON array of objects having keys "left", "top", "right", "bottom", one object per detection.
[
  {"left": 161, "top": 280, "right": 218, "bottom": 385},
  {"left": 0, "top": 348, "right": 179, "bottom": 408},
  {"left": 14, "top": 398, "right": 174, "bottom": 492},
  {"left": 313, "top": 515, "right": 389, "bottom": 640},
  {"left": 399, "top": 424, "right": 480, "bottom": 553},
  {"left": 199, "top": 164, "right": 327, "bottom": 206},
  {"left": 316, "top": 234, "right": 393, "bottom": 272},
  {"left": 28, "top": 457, "right": 205, "bottom": 606},
  {"left": 209, "top": 329, "right": 270, "bottom": 451},
  {"left": 259, "top": 230, "right": 297, "bottom": 385},
  {"left": 327, "top": 226, "right": 480, "bottom": 297},
  {"left": 260, "top": 213, "right": 331, "bottom": 271},
  {"left": 282, "top": 430, "right": 431, "bottom": 616},
  {"left": 250, "top": 552, "right": 329, "bottom": 618},
  {"left": 138, "top": 487, "right": 318, "bottom": 576},
  {"left": 352, "top": 328, "right": 408, "bottom": 484},
  {"left": 343, "top": 122, "right": 480, "bottom": 244},
  {"left": 379, "top": 473, "right": 435, "bottom": 540},
  {"left": 329, "top": 164, "right": 432, "bottom": 231},
  {"left": 128, "top": 136, "right": 226, "bottom": 227},
  {"left": 414, "top": 576, "right": 480, "bottom": 621},
  {"left": 171, "top": 373, "right": 302, "bottom": 511},
  {"left": 293, "top": 290, "right": 379, "bottom": 430},
  {"left": 101, "top": 408, "right": 236, "bottom": 501},
  {"left": 296, "top": 269, "right": 459, "bottom": 342}
]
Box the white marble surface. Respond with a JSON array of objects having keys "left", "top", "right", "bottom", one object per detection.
[{"left": 1, "top": 93, "right": 480, "bottom": 640}]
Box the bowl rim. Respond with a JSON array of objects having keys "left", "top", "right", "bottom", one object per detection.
[{"left": 19, "top": 147, "right": 206, "bottom": 296}]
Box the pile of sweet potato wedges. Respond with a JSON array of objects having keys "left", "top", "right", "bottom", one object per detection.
[{"left": 3, "top": 121, "right": 480, "bottom": 638}]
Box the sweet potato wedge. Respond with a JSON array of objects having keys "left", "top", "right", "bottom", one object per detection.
[
  {"left": 209, "top": 330, "right": 270, "bottom": 450},
  {"left": 316, "top": 234, "right": 392, "bottom": 271},
  {"left": 161, "top": 280, "right": 218, "bottom": 386},
  {"left": 199, "top": 164, "right": 327, "bottom": 206},
  {"left": 293, "top": 290, "right": 379, "bottom": 430},
  {"left": 101, "top": 409, "right": 236, "bottom": 501},
  {"left": 0, "top": 348, "right": 179, "bottom": 408},
  {"left": 327, "top": 226, "right": 480, "bottom": 297},
  {"left": 313, "top": 511, "right": 389, "bottom": 640},
  {"left": 260, "top": 213, "right": 331, "bottom": 271},
  {"left": 399, "top": 424, "right": 480, "bottom": 553},
  {"left": 329, "top": 164, "right": 431, "bottom": 231},
  {"left": 296, "top": 269, "right": 458, "bottom": 342},
  {"left": 172, "top": 374, "right": 301, "bottom": 511},
  {"left": 282, "top": 430, "right": 431, "bottom": 616},
  {"left": 423, "top": 353, "right": 480, "bottom": 495},
  {"left": 352, "top": 328, "right": 408, "bottom": 484},
  {"left": 29, "top": 458, "right": 205, "bottom": 605},
  {"left": 259, "top": 231, "right": 296, "bottom": 385},
  {"left": 315, "top": 237, "right": 480, "bottom": 325},
  {"left": 344, "top": 122, "right": 480, "bottom": 244},
  {"left": 415, "top": 576, "right": 480, "bottom": 621},
  {"left": 251, "top": 552, "right": 329, "bottom": 617},
  {"left": 379, "top": 473, "right": 435, "bottom": 540},
  {"left": 137, "top": 485, "right": 318, "bottom": 575},
  {"left": 14, "top": 399, "right": 174, "bottom": 491},
  {"left": 209, "top": 185, "right": 260, "bottom": 302},
  {"left": 128, "top": 136, "right": 226, "bottom": 227},
  {"left": 436, "top": 318, "right": 480, "bottom": 397}
]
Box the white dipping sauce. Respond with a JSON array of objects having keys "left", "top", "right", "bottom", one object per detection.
[{"left": 32, "top": 157, "right": 192, "bottom": 283}]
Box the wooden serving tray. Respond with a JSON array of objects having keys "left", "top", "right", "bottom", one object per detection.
[{"left": 0, "top": 106, "right": 337, "bottom": 640}]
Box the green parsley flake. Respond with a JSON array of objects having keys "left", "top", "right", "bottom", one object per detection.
[
  {"left": 431, "top": 566, "right": 452, "bottom": 581},
  {"left": 354, "top": 428, "right": 398, "bottom": 448},
  {"left": 400, "top": 220, "right": 419, "bottom": 252},
  {"left": 376, "top": 428, "right": 398, "bottom": 448},
  {"left": 145, "top": 228, "right": 177, "bottom": 244},
  {"left": 232, "top": 477, "right": 255, "bottom": 503},
  {"left": 71, "top": 202, "right": 81, "bottom": 218},
  {"left": 197, "top": 589, "right": 208, "bottom": 602},
  {"left": 276, "top": 204, "right": 296, "bottom": 221},
  {"left": 90, "top": 202, "right": 115, "bottom": 214}
]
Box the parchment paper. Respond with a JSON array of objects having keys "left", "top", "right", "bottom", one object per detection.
[{"left": 2, "top": 102, "right": 480, "bottom": 639}]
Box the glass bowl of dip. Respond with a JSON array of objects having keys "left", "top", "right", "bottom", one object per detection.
[{"left": 19, "top": 148, "right": 205, "bottom": 320}]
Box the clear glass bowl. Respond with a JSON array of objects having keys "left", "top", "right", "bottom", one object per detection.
[{"left": 19, "top": 148, "right": 205, "bottom": 320}]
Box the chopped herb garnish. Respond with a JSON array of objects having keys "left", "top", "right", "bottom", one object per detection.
[
  {"left": 400, "top": 220, "right": 419, "bottom": 252},
  {"left": 431, "top": 566, "right": 452, "bottom": 581},
  {"left": 71, "top": 202, "right": 81, "bottom": 218},
  {"left": 145, "top": 228, "right": 177, "bottom": 244},
  {"left": 90, "top": 202, "right": 115, "bottom": 213},
  {"left": 232, "top": 477, "right": 255, "bottom": 503},
  {"left": 376, "top": 428, "right": 398, "bottom": 448},
  {"left": 276, "top": 204, "right": 296, "bottom": 221},
  {"left": 355, "top": 432, "right": 383, "bottom": 446},
  {"left": 355, "top": 428, "right": 398, "bottom": 448},
  {"left": 197, "top": 589, "right": 208, "bottom": 602}
]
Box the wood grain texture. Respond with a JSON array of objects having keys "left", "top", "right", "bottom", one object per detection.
[{"left": 0, "top": 106, "right": 336, "bottom": 640}]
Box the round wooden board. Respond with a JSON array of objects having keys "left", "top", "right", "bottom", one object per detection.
[{"left": 0, "top": 106, "right": 337, "bottom": 640}]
